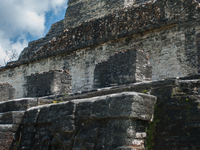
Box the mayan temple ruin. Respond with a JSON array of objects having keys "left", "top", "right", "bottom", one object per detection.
[{"left": 1, "top": 0, "right": 200, "bottom": 149}]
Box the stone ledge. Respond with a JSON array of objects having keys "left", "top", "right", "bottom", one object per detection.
[
  {"left": 0, "top": 98, "right": 38, "bottom": 113},
  {"left": 17, "top": 92, "right": 156, "bottom": 149},
  {"left": 23, "top": 92, "right": 157, "bottom": 125},
  {"left": 0, "top": 124, "right": 19, "bottom": 132},
  {"left": 55, "top": 78, "right": 176, "bottom": 102},
  {"left": 0, "top": 111, "right": 25, "bottom": 125},
  {"left": 36, "top": 75, "right": 200, "bottom": 105}
]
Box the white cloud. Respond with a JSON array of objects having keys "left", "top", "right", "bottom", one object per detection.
[
  {"left": 0, "top": 34, "right": 28, "bottom": 66},
  {"left": 0, "top": 0, "right": 68, "bottom": 66},
  {"left": 0, "top": 45, "right": 6, "bottom": 66}
]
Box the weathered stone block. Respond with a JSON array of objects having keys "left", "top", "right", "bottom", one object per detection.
[
  {"left": 26, "top": 70, "right": 71, "bottom": 97},
  {"left": 94, "top": 49, "right": 152, "bottom": 88},
  {"left": 16, "top": 92, "right": 156, "bottom": 150},
  {"left": 149, "top": 75, "right": 200, "bottom": 150},
  {"left": 0, "top": 83, "right": 15, "bottom": 102},
  {"left": 0, "top": 98, "right": 37, "bottom": 113},
  {"left": 0, "top": 111, "right": 25, "bottom": 125}
]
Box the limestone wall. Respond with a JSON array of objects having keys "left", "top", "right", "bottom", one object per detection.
[
  {"left": 0, "top": 23, "right": 199, "bottom": 98},
  {"left": 0, "top": 0, "right": 200, "bottom": 98}
]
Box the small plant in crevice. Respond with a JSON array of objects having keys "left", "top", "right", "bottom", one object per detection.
[
  {"left": 142, "top": 90, "right": 148, "bottom": 94},
  {"left": 187, "top": 132, "right": 191, "bottom": 136},
  {"left": 53, "top": 100, "right": 63, "bottom": 103}
]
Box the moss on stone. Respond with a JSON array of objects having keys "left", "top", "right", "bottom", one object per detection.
[{"left": 146, "top": 104, "right": 160, "bottom": 150}]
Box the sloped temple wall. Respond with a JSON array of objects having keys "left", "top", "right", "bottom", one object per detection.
[
  {"left": 64, "top": 0, "right": 149, "bottom": 28},
  {"left": 1, "top": 23, "right": 199, "bottom": 98}
]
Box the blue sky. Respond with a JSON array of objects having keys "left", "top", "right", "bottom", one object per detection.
[{"left": 0, "top": 0, "right": 68, "bottom": 66}]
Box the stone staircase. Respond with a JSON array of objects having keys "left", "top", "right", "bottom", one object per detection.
[
  {"left": 151, "top": 76, "right": 200, "bottom": 150},
  {"left": 0, "top": 98, "right": 38, "bottom": 150},
  {"left": 1, "top": 75, "right": 200, "bottom": 149}
]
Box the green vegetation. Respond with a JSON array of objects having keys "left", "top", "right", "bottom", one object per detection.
[
  {"left": 53, "top": 100, "right": 63, "bottom": 103},
  {"left": 142, "top": 90, "right": 148, "bottom": 94}
]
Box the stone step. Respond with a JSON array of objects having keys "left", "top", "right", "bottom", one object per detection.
[
  {"left": 0, "top": 98, "right": 38, "bottom": 113},
  {"left": 0, "top": 124, "right": 19, "bottom": 132},
  {"left": 45, "top": 31, "right": 63, "bottom": 39},
  {"left": 164, "top": 101, "right": 200, "bottom": 109},
  {"left": 26, "top": 30, "right": 63, "bottom": 52},
  {"left": 162, "top": 135, "right": 200, "bottom": 146},
  {"left": 47, "top": 27, "right": 63, "bottom": 33},
  {"left": 179, "top": 74, "right": 200, "bottom": 80},
  {"left": 30, "top": 31, "right": 63, "bottom": 52},
  {"left": 184, "top": 121, "right": 200, "bottom": 128},
  {"left": 0, "top": 111, "right": 25, "bottom": 125},
  {"left": 177, "top": 80, "right": 200, "bottom": 88},
  {"left": 19, "top": 19, "right": 64, "bottom": 60},
  {"left": 48, "top": 27, "right": 63, "bottom": 32}
]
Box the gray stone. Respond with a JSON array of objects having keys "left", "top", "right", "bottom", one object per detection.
[
  {"left": 65, "top": 0, "right": 149, "bottom": 28},
  {"left": 26, "top": 70, "right": 71, "bottom": 97},
  {"left": 0, "top": 83, "right": 15, "bottom": 102},
  {"left": 93, "top": 49, "right": 152, "bottom": 88},
  {"left": 0, "top": 124, "right": 19, "bottom": 132},
  {"left": 17, "top": 92, "right": 156, "bottom": 149},
  {"left": 1, "top": 0, "right": 200, "bottom": 149},
  {"left": 19, "top": 20, "right": 64, "bottom": 60},
  {"left": 0, "top": 98, "right": 37, "bottom": 113},
  {"left": 1, "top": 0, "right": 200, "bottom": 98},
  {"left": 0, "top": 111, "right": 24, "bottom": 124}
]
